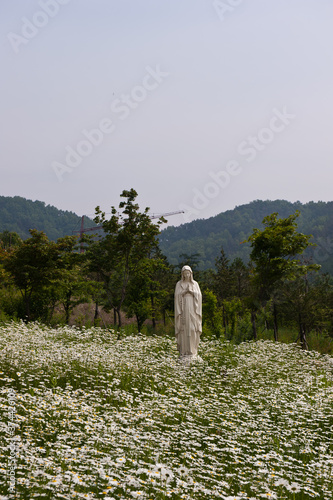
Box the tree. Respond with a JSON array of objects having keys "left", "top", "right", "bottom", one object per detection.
[
  {"left": 86, "top": 189, "right": 165, "bottom": 328},
  {"left": 0, "top": 231, "right": 22, "bottom": 251},
  {"left": 0, "top": 247, "right": 19, "bottom": 320},
  {"left": 214, "top": 247, "right": 233, "bottom": 302},
  {"left": 229, "top": 257, "right": 250, "bottom": 298},
  {"left": 246, "top": 211, "right": 320, "bottom": 341},
  {"left": 124, "top": 254, "right": 169, "bottom": 331},
  {"left": 279, "top": 272, "right": 333, "bottom": 349},
  {"left": 177, "top": 253, "right": 202, "bottom": 273},
  {"left": 53, "top": 236, "right": 92, "bottom": 324},
  {"left": 202, "top": 289, "right": 223, "bottom": 339},
  {"left": 223, "top": 298, "right": 243, "bottom": 340},
  {"left": 145, "top": 247, "right": 173, "bottom": 329},
  {"left": 2, "top": 230, "right": 80, "bottom": 322}
]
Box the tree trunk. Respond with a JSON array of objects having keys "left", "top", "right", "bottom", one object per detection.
[
  {"left": 24, "top": 291, "right": 31, "bottom": 322},
  {"left": 94, "top": 302, "right": 99, "bottom": 321},
  {"left": 117, "top": 309, "right": 122, "bottom": 328},
  {"left": 48, "top": 301, "right": 56, "bottom": 323},
  {"left": 273, "top": 302, "right": 278, "bottom": 341},
  {"left": 222, "top": 303, "right": 228, "bottom": 338},
  {"left": 136, "top": 314, "right": 144, "bottom": 332},
  {"left": 65, "top": 307, "right": 70, "bottom": 325},
  {"left": 65, "top": 295, "right": 70, "bottom": 325},
  {"left": 251, "top": 310, "right": 257, "bottom": 340},
  {"left": 299, "top": 313, "right": 309, "bottom": 350},
  {"left": 115, "top": 309, "right": 122, "bottom": 340},
  {"left": 151, "top": 295, "right": 156, "bottom": 329}
]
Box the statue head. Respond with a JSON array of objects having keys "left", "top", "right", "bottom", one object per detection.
[{"left": 181, "top": 265, "right": 193, "bottom": 282}]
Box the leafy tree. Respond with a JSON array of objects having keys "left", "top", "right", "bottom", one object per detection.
[
  {"left": 0, "top": 247, "right": 21, "bottom": 320},
  {"left": 53, "top": 236, "right": 92, "bottom": 324},
  {"left": 124, "top": 254, "right": 169, "bottom": 331},
  {"left": 229, "top": 257, "right": 250, "bottom": 298},
  {"left": 223, "top": 298, "right": 243, "bottom": 340},
  {"left": 2, "top": 230, "right": 80, "bottom": 322},
  {"left": 0, "top": 231, "right": 22, "bottom": 251},
  {"left": 246, "top": 211, "right": 320, "bottom": 341},
  {"left": 214, "top": 247, "right": 233, "bottom": 302},
  {"left": 146, "top": 248, "right": 173, "bottom": 329},
  {"left": 86, "top": 189, "right": 165, "bottom": 328},
  {"left": 202, "top": 289, "right": 223, "bottom": 339},
  {"left": 83, "top": 271, "right": 106, "bottom": 326},
  {"left": 3, "top": 230, "right": 58, "bottom": 320},
  {"left": 177, "top": 253, "right": 202, "bottom": 273},
  {"left": 280, "top": 273, "right": 333, "bottom": 348}
]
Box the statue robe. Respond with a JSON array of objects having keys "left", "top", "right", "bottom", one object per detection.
[{"left": 174, "top": 279, "right": 202, "bottom": 356}]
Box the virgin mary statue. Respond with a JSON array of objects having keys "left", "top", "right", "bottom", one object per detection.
[{"left": 174, "top": 265, "right": 202, "bottom": 359}]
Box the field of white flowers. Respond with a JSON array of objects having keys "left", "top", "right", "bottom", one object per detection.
[{"left": 0, "top": 322, "right": 332, "bottom": 499}]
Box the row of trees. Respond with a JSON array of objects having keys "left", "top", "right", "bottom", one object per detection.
[
  {"left": 203, "top": 212, "right": 332, "bottom": 349},
  {"left": 0, "top": 190, "right": 172, "bottom": 331},
  {"left": 1, "top": 189, "right": 333, "bottom": 349}
]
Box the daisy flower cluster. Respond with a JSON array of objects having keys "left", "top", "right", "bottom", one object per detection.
[{"left": 0, "top": 321, "right": 332, "bottom": 499}]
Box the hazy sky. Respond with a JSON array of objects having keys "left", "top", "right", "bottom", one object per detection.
[{"left": 1, "top": 0, "right": 332, "bottom": 227}]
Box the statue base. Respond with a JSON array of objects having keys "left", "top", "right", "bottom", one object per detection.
[{"left": 178, "top": 354, "right": 203, "bottom": 365}]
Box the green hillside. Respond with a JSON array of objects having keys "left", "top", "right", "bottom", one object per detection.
[
  {"left": 0, "top": 196, "right": 93, "bottom": 241},
  {"left": 159, "top": 199, "right": 333, "bottom": 273},
  {"left": 1, "top": 196, "right": 332, "bottom": 274}
]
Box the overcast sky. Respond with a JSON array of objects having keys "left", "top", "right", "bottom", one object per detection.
[{"left": 1, "top": 0, "right": 332, "bottom": 227}]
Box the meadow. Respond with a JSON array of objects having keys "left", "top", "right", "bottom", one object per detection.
[{"left": 0, "top": 322, "right": 332, "bottom": 499}]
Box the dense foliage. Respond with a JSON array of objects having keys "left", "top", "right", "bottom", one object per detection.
[
  {"left": 1, "top": 323, "right": 332, "bottom": 499},
  {"left": 85, "top": 189, "right": 167, "bottom": 329},
  {"left": 1, "top": 196, "right": 332, "bottom": 273},
  {"left": 0, "top": 191, "right": 333, "bottom": 351},
  {"left": 159, "top": 200, "right": 333, "bottom": 273},
  {"left": 0, "top": 196, "right": 92, "bottom": 241}
]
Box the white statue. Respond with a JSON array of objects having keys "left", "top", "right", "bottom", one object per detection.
[{"left": 174, "top": 265, "right": 202, "bottom": 360}]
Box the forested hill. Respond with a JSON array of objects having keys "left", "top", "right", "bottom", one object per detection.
[
  {"left": 159, "top": 200, "right": 333, "bottom": 273},
  {"left": 1, "top": 196, "right": 332, "bottom": 274},
  {"left": 0, "top": 196, "right": 93, "bottom": 241}
]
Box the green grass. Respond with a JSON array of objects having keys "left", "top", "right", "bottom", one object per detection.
[
  {"left": 255, "top": 327, "right": 333, "bottom": 355},
  {"left": 0, "top": 322, "right": 332, "bottom": 499}
]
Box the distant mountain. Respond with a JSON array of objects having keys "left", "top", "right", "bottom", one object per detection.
[
  {"left": 1, "top": 196, "right": 332, "bottom": 275},
  {"left": 159, "top": 200, "right": 333, "bottom": 274},
  {"left": 0, "top": 196, "right": 94, "bottom": 241}
]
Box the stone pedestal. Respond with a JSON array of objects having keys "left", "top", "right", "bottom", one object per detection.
[{"left": 178, "top": 354, "right": 203, "bottom": 365}]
